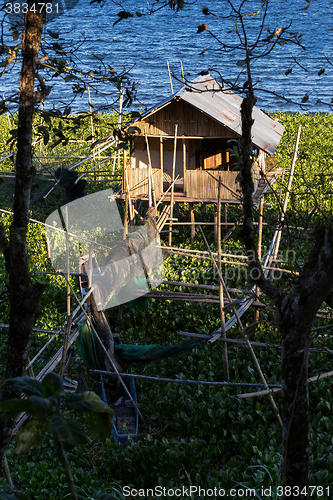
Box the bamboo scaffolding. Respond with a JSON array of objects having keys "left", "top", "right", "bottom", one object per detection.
[
  {"left": 178, "top": 331, "right": 333, "bottom": 356},
  {"left": 168, "top": 124, "right": 178, "bottom": 246},
  {"left": 0, "top": 323, "right": 63, "bottom": 335},
  {"left": 218, "top": 177, "right": 229, "bottom": 380},
  {"left": 146, "top": 290, "right": 266, "bottom": 306},
  {"left": 0, "top": 208, "right": 113, "bottom": 251},
  {"left": 166, "top": 248, "right": 299, "bottom": 276},
  {"left": 65, "top": 278, "right": 145, "bottom": 425},
  {"left": 270, "top": 126, "right": 301, "bottom": 278},
  {"left": 60, "top": 207, "right": 72, "bottom": 377},
  {"left": 43, "top": 139, "right": 117, "bottom": 199},
  {"left": 255, "top": 196, "right": 264, "bottom": 321},
  {"left": 237, "top": 370, "right": 333, "bottom": 400},
  {"left": 91, "top": 369, "right": 281, "bottom": 389},
  {"left": 198, "top": 225, "right": 283, "bottom": 427}
]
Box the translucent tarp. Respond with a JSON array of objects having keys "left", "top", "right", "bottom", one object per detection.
[{"left": 45, "top": 188, "right": 164, "bottom": 310}]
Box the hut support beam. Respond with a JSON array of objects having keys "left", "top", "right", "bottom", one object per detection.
[
  {"left": 189, "top": 203, "right": 195, "bottom": 242},
  {"left": 168, "top": 124, "right": 178, "bottom": 246}
]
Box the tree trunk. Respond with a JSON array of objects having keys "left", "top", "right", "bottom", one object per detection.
[
  {"left": 0, "top": 7, "right": 46, "bottom": 466},
  {"left": 280, "top": 309, "right": 311, "bottom": 493}
]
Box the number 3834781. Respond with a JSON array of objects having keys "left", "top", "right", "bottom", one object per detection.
[{"left": 5, "top": 3, "right": 59, "bottom": 13}]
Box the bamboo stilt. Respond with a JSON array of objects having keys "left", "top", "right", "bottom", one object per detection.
[
  {"left": 145, "top": 133, "right": 156, "bottom": 207},
  {"left": 218, "top": 177, "right": 229, "bottom": 381},
  {"left": 160, "top": 136, "right": 164, "bottom": 194},
  {"left": 182, "top": 137, "right": 186, "bottom": 194},
  {"left": 214, "top": 204, "right": 218, "bottom": 244},
  {"left": 189, "top": 202, "right": 195, "bottom": 242},
  {"left": 168, "top": 124, "right": 178, "bottom": 246}
]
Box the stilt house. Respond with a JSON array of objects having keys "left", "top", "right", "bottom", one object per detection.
[{"left": 123, "top": 75, "right": 284, "bottom": 204}]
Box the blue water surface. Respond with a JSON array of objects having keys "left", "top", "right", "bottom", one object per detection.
[{"left": 1, "top": 0, "right": 332, "bottom": 113}]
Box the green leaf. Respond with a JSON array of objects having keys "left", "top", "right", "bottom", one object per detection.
[
  {"left": 127, "top": 126, "right": 141, "bottom": 135},
  {"left": 0, "top": 398, "right": 35, "bottom": 415},
  {"left": 30, "top": 395, "right": 52, "bottom": 416},
  {"left": 41, "top": 372, "right": 63, "bottom": 398},
  {"left": 65, "top": 391, "right": 114, "bottom": 416},
  {"left": 0, "top": 491, "right": 28, "bottom": 500},
  {"left": 14, "top": 418, "right": 47, "bottom": 454},
  {"left": 12, "top": 31, "right": 19, "bottom": 41},
  {"left": 3, "top": 377, "right": 43, "bottom": 397},
  {"left": 84, "top": 411, "right": 113, "bottom": 442},
  {"left": 47, "top": 30, "right": 59, "bottom": 38},
  {"left": 50, "top": 414, "right": 88, "bottom": 447}
]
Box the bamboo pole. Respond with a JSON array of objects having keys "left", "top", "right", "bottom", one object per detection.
[
  {"left": 189, "top": 203, "right": 195, "bottom": 242},
  {"left": 167, "top": 60, "right": 174, "bottom": 93},
  {"left": 255, "top": 196, "right": 264, "bottom": 321},
  {"left": 145, "top": 133, "right": 156, "bottom": 207},
  {"left": 123, "top": 194, "right": 129, "bottom": 238},
  {"left": 218, "top": 177, "right": 229, "bottom": 381},
  {"left": 65, "top": 279, "right": 145, "bottom": 425},
  {"left": 160, "top": 136, "right": 164, "bottom": 194},
  {"left": 91, "top": 369, "right": 281, "bottom": 389},
  {"left": 180, "top": 60, "right": 185, "bottom": 84},
  {"left": 60, "top": 207, "right": 72, "bottom": 377},
  {"left": 198, "top": 226, "right": 283, "bottom": 427},
  {"left": 182, "top": 137, "right": 186, "bottom": 194},
  {"left": 271, "top": 126, "right": 301, "bottom": 278},
  {"left": 168, "top": 124, "right": 178, "bottom": 246},
  {"left": 88, "top": 87, "right": 96, "bottom": 180},
  {"left": 237, "top": 370, "right": 333, "bottom": 400}
]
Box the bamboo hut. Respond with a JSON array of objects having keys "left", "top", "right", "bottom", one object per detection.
[{"left": 122, "top": 74, "right": 284, "bottom": 204}]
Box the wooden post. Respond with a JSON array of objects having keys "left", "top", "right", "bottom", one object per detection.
[
  {"left": 189, "top": 203, "right": 195, "bottom": 243},
  {"left": 255, "top": 196, "right": 264, "bottom": 322},
  {"left": 60, "top": 207, "right": 72, "bottom": 377},
  {"left": 123, "top": 195, "right": 129, "bottom": 239},
  {"left": 218, "top": 177, "right": 229, "bottom": 381},
  {"left": 145, "top": 134, "right": 153, "bottom": 207},
  {"left": 182, "top": 137, "right": 186, "bottom": 195},
  {"left": 160, "top": 136, "right": 164, "bottom": 194},
  {"left": 224, "top": 203, "right": 228, "bottom": 236},
  {"left": 214, "top": 204, "right": 218, "bottom": 244},
  {"left": 168, "top": 124, "right": 178, "bottom": 246}
]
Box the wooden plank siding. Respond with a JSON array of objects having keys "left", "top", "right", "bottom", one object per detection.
[
  {"left": 133, "top": 100, "right": 239, "bottom": 139},
  {"left": 127, "top": 168, "right": 162, "bottom": 198},
  {"left": 185, "top": 171, "right": 240, "bottom": 201}
]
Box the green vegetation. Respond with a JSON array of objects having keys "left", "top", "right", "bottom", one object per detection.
[{"left": 1, "top": 112, "right": 333, "bottom": 498}]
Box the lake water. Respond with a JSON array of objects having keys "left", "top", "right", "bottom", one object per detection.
[{"left": 1, "top": 0, "right": 333, "bottom": 114}]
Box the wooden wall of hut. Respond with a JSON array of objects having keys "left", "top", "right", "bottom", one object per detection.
[{"left": 132, "top": 100, "right": 239, "bottom": 139}]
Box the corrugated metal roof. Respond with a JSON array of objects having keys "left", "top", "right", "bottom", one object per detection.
[{"left": 137, "top": 74, "right": 284, "bottom": 154}]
